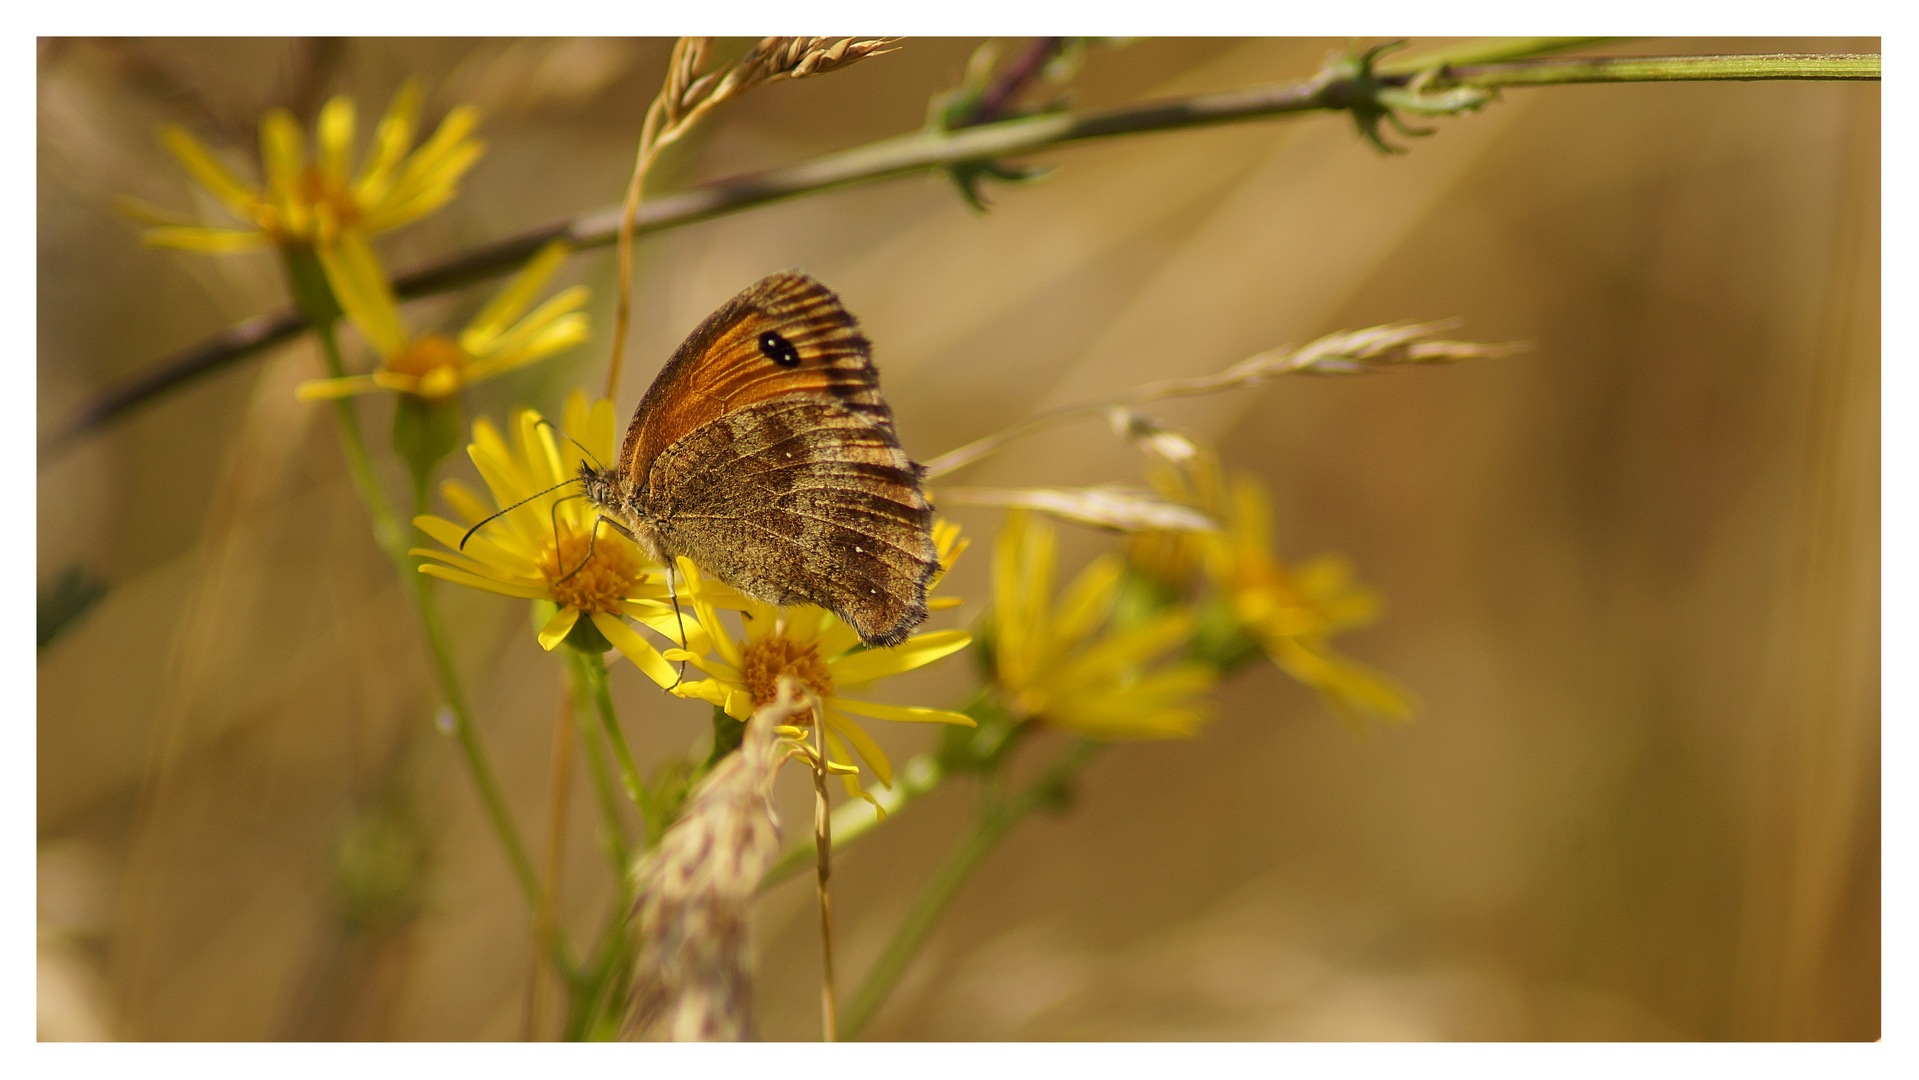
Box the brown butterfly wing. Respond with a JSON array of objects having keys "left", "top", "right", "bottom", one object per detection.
[
  {"left": 618, "top": 271, "right": 893, "bottom": 480},
  {"left": 621, "top": 272, "right": 936, "bottom": 647}
]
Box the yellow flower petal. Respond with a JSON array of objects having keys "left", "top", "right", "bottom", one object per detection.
[
  {"left": 438, "top": 480, "right": 493, "bottom": 528},
  {"left": 459, "top": 239, "right": 573, "bottom": 355},
  {"left": 141, "top": 226, "right": 268, "bottom": 252},
  {"left": 318, "top": 233, "right": 409, "bottom": 358},
  {"left": 457, "top": 316, "right": 589, "bottom": 385},
  {"left": 356, "top": 178, "right": 467, "bottom": 236},
  {"left": 680, "top": 559, "right": 743, "bottom": 671},
  {"left": 352, "top": 81, "right": 422, "bottom": 205},
  {"left": 157, "top": 125, "right": 259, "bottom": 218},
  {"left": 317, "top": 96, "right": 356, "bottom": 182},
  {"left": 115, "top": 195, "right": 198, "bottom": 228},
  {"left": 383, "top": 105, "right": 481, "bottom": 193},
  {"left": 476, "top": 286, "right": 591, "bottom": 360},
  {"left": 537, "top": 606, "right": 581, "bottom": 651},
  {"left": 295, "top": 374, "right": 382, "bottom": 400},
  {"left": 1053, "top": 554, "right": 1121, "bottom": 648},
  {"left": 1052, "top": 612, "right": 1191, "bottom": 693},
  {"left": 629, "top": 603, "right": 711, "bottom": 653},
  {"left": 1269, "top": 637, "right": 1416, "bottom": 724},
  {"left": 413, "top": 514, "right": 539, "bottom": 576},
  {"left": 419, "top": 563, "right": 550, "bottom": 599},
  {"left": 590, "top": 611, "right": 679, "bottom": 690},
  {"left": 815, "top": 618, "right": 864, "bottom": 661},
  {"left": 824, "top": 713, "right": 893, "bottom": 789},
  {"left": 258, "top": 107, "right": 307, "bottom": 197},
  {"left": 409, "top": 545, "right": 522, "bottom": 584},
  {"left": 828, "top": 697, "right": 976, "bottom": 727},
  {"left": 670, "top": 677, "right": 732, "bottom": 710},
  {"left": 827, "top": 629, "right": 971, "bottom": 687}
]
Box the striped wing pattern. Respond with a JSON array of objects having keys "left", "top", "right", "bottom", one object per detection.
[{"left": 617, "top": 271, "right": 937, "bottom": 646}]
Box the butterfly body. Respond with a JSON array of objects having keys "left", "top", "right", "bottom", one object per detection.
[{"left": 580, "top": 272, "right": 937, "bottom": 648}]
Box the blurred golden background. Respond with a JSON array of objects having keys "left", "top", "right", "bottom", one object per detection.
[{"left": 37, "top": 37, "right": 1878, "bottom": 1040}]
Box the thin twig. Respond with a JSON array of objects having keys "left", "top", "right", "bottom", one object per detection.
[{"left": 46, "top": 48, "right": 1878, "bottom": 457}]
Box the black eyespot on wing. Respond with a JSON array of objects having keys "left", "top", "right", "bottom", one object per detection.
[{"left": 758, "top": 331, "right": 802, "bottom": 368}]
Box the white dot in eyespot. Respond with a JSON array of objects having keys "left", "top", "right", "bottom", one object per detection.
[
  {"left": 785, "top": 452, "right": 792, "bottom": 457},
  {"left": 855, "top": 546, "right": 863, "bottom": 553}
]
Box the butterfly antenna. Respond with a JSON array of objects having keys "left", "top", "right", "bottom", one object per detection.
[
  {"left": 460, "top": 478, "right": 583, "bottom": 550},
  {"left": 535, "top": 418, "right": 607, "bottom": 472}
]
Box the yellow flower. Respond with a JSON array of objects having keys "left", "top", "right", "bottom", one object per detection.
[
  {"left": 131, "top": 83, "right": 483, "bottom": 253},
  {"left": 992, "top": 510, "right": 1216, "bottom": 739},
  {"left": 409, "top": 391, "right": 689, "bottom": 686},
  {"left": 1208, "top": 474, "right": 1416, "bottom": 727},
  {"left": 295, "top": 237, "right": 589, "bottom": 401},
  {"left": 665, "top": 521, "right": 976, "bottom": 804}
]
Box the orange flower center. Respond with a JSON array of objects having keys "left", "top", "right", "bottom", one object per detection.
[
  {"left": 385, "top": 335, "right": 469, "bottom": 398},
  {"left": 386, "top": 334, "right": 467, "bottom": 377},
  {"left": 253, "top": 166, "right": 362, "bottom": 245},
  {"left": 537, "top": 527, "right": 646, "bottom": 616},
  {"left": 742, "top": 635, "right": 835, "bottom": 709}
]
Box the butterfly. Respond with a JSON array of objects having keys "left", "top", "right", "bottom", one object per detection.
[{"left": 578, "top": 271, "right": 938, "bottom": 648}]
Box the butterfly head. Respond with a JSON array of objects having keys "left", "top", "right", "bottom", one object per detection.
[{"left": 577, "top": 459, "right": 645, "bottom": 527}]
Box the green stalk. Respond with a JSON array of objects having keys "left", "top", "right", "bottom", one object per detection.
[
  {"left": 566, "top": 650, "right": 633, "bottom": 876},
  {"left": 579, "top": 649, "right": 658, "bottom": 846},
  {"left": 553, "top": 650, "right": 641, "bottom": 1040},
  {"left": 1445, "top": 52, "right": 1883, "bottom": 86},
  {"left": 306, "top": 309, "right": 569, "bottom": 983},
  {"left": 1378, "top": 37, "right": 1620, "bottom": 74},
  {"left": 838, "top": 738, "right": 1104, "bottom": 1040}
]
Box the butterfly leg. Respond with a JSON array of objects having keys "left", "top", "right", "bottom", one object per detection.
[
  {"left": 553, "top": 497, "right": 601, "bottom": 584},
  {"left": 663, "top": 560, "right": 690, "bottom": 690}
]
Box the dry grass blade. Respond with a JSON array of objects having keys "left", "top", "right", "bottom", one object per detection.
[
  {"left": 934, "top": 485, "right": 1219, "bottom": 533},
  {"left": 1229, "top": 319, "right": 1532, "bottom": 378},
  {"left": 921, "top": 319, "right": 1530, "bottom": 479},
  {"left": 623, "top": 683, "right": 806, "bottom": 1041}
]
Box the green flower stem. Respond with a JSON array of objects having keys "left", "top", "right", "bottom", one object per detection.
[
  {"left": 578, "top": 649, "right": 658, "bottom": 846},
  {"left": 308, "top": 314, "right": 569, "bottom": 982},
  {"left": 566, "top": 649, "right": 633, "bottom": 876},
  {"left": 50, "top": 44, "right": 1880, "bottom": 454},
  {"left": 312, "top": 321, "right": 407, "bottom": 558},
  {"left": 559, "top": 649, "right": 639, "bottom": 1041},
  {"left": 838, "top": 737, "right": 1105, "bottom": 1041}
]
